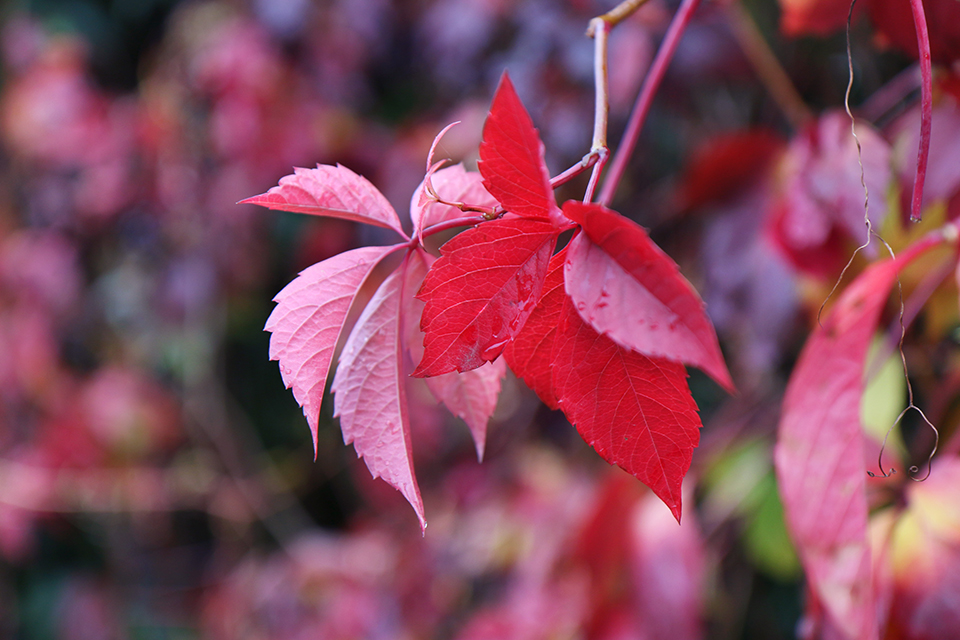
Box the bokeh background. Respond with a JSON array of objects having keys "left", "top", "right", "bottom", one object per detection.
[{"left": 1, "top": 0, "right": 958, "bottom": 638}]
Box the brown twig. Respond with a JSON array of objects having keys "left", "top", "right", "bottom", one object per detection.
[{"left": 727, "top": 3, "right": 812, "bottom": 130}]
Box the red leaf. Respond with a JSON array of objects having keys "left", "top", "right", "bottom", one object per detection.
[
  {"left": 264, "top": 245, "right": 395, "bottom": 455},
  {"left": 403, "top": 252, "right": 506, "bottom": 461},
  {"left": 775, "top": 239, "right": 939, "bottom": 640},
  {"left": 868, "top": 0, "right": 960, "bottom": 65},
  {"left": 778, "top": 0, "right": 852, "bottom": 36},
  {"left": 331, "top": 261, "right": 425, "bottom": 531},
  {"left": 502, "top": 249, "right": 567, "bottom": 410},
  {"left": 414, "top": 217, "right": 558, "bottom": 376},
  {"left": 677, "top": 128, "right": 784, "bottom": 211},
  {"left": 563, "top": 201, "right": 734, "bottom": 393},
  {"left": 478, "top": 73, "right": 558, "bottom": 221},
  {"left": 552, "top": 294, "right": 701, "bottom": 522},
  {"left": 240, "top": 164, "right": 407, "bottom": 237}
]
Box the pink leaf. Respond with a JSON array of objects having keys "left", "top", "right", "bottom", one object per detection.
[
  {"left": 414, "top": 217, "right": 558, "bottom": 377},
  {"left": 775, "top": 238, "right": 939, "bottom": 640},
  {"left": 552, "top": 294, "right": 702, "bottom": 522},
  {"left": 892, "top": 101, "right": 960, "bottom": 204},
  {"left": 410, "top": 164, "right": 498, "bottom": 239},
  {"left": 503, "top": 249, "right": 567, "bottom": 410},
  {"left": 403, "top": 252, "right": 506, "bottom": 461},
  {"left": 331, "top": 262, "right": 425, "bottom": 531},
  {"left": 631, "top": 491, "right": 705, "bottom": 640},
  {"left": 774, "top": 113, "right": 890, "bottom": 251},
  {"left": 563, "top": 202, "right": 734, "bottom": 393},
  {"left": 478, "top": 73, "right": 558, "bottom": 221},
  {"left": 265, "top": 245, "right": 395, "bottom": 455},
  {"left": 423, "top": 362, "right": 506, "bottom": 462},
  {"left": 240, "top": 164, "right": 407, "bottom": 237}
]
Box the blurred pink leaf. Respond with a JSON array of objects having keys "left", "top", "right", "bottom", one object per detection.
[
  {"left": 631, "top": 491, "right": 705, "bottom": 640},
  {"left": 892, "top": 99, "right": 960, "bottom": 203},
  {"left": 772, "top": 112, "right": 890, "bottom": 276},
  {"left": 777, "top": 0, "right": 851, "bottom": 36},
  {"left": 332, "top": 262, "right": 425, "bottom": 531},
  {"left": 776, "top": 238, "right": 939, "bottom": 640},
  {"left": 887, "top": 458, "right": 960, "bottom": 639},
  {"left": 240, "top": 164, "right": 408, "bottom": 237},
  {"left": 423, "top": 361, "right": 505, "bottom": 462},
  {"left": 265, "top": 245, "right": 395, "bottom": 454}
]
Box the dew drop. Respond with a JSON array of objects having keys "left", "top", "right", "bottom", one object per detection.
[
  {"left": 649, "top": 322, "right": 659, "bottom": 330},
  {"left": 481, "top": 339, "right": 509, "bottom": 361},
  {"left": 576, "top": 301, "right": 587, "bottom": 311}
]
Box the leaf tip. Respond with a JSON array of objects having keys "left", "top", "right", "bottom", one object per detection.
[{"left": 669, "top": 499, "right": 683, "bottom": 524}]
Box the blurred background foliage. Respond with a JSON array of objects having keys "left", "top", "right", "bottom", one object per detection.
[{"left": 0, "top": 0, "right": 956, "bottom": 638}]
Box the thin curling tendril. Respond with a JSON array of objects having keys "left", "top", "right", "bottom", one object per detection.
[{"left": 825, "top": 0, "right": 938, "bottom": 482}]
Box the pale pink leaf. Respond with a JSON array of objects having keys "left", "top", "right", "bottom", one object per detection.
[
  {"left": 410, "top": 164, "right": 498, "bottom": 239},
  {"left": 563, "top": 203, "right": 733, "bottom": 392},
  {"left": 240, "top": 164, "right": 407, "bottom": 237},
  {"left": 776, "top": 239, "right": 938, "bottom": 640},
  {"left": 265, "top": 245, "right": 395, "bottom": 455},
  {"left": 331, "top": 265, "right": 425, "bottom": 531},
  {"left": 423, "top": 361, "right": 505, "bottom": 462},
  {"left": 403, "top": 251, "right": 505, "bottom": 461}
]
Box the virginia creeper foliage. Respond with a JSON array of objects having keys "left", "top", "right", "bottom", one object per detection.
[{"left": 246, "top": 73, "right": 732, "bottom": 526}]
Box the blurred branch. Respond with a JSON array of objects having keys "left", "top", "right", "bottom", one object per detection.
[
  {"left": 727, "top": 3, "right": 812, "bottom": 130},
  {"left": 599, "top": 0, "right": 702, "bottom": 206},
  {"left": 180, "top": 305, "right": 315, "bottom": 552}
]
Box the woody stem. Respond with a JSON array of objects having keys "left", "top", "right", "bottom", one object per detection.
[{"left": 598, "top": 0, "right": 702, "bottom": 206}]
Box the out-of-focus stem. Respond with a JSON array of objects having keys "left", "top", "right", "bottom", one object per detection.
[
  {"left": 728, "top": 4, "right": 812, "bottom": 130},
  {"left": 584, "top": 18, "right": 611, "bottom": 203},
  {"left": 908, "top": 0, "right": 932, "bottom": 223},
  {"left": 594, "top": 0, "right": 654, "bottom": 26},
  {"left": 859, "top": 63, "right": 920, "bottom": 123},
  {"left": 598, "top": 0, "right": 702, "bottom": 207},
  {"left": 588, "top": 17, "right": 610, "bottom": 153}
]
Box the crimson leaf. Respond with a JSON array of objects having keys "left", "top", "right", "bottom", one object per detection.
[
  {"left": 478, "top": 73, "right": 558, "bottom": 221},
  {"left": 502, "top": 249, "right": 567, "bottom": 410},
  {"left": 552, "top": 291, "right": 702, "bottom": 522},
  {"left": 414, "top": 217, "right": 558, "bottom": 376}
]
